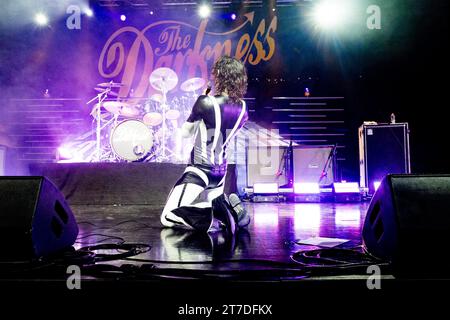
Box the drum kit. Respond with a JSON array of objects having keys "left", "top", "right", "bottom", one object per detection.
[{"left": 86, "top": 68, "right": 206, "bottom": 162}]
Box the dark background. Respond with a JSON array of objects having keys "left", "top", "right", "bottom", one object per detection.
[{"left": 1, "top": 0, "right": 448, "bottom": 180}]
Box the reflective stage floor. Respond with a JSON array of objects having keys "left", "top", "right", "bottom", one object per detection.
[
  {"left": 2, "top": 200, "right": 448, "bottom": 315},
  {"left": 73, "top": 201, "right": 370, "bottom": 269}
]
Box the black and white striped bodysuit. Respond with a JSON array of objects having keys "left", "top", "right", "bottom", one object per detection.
[{"left": 161, "top": 94, "right": 247, "bottom": 231}]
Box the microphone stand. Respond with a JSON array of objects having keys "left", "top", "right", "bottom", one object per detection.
[
  {"left": 286, "top": 139, "right": 293, "bottom": 187},
  {"left": 318, "top": 144, "right": 336, "bottom": 185},
  {"left": 278, "top": 139, "right": 293, "bottom": 188}
]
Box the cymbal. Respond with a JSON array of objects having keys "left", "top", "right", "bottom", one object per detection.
[
  {"left": 180, "top": 77, "right": 205, "bottom": 92},
  {"left": 97, "top": 101, "right": 140, "bottom": 117},
  {"left": 149, "top": 93, "right": 163, "bottom": 103},
  {"left": 149, "top": 67, "right": 178, "bottom": 92},
  {"left": 97, "top": 82, "right": 125, "bottom": 88},
  {"left": 120, "top": 105, "right": 140, "bottom": 117},
  {"left": 94, "top": 87, "right": 119, "bottom": 97},
  {"left": 100, "top": 101, "right": 129, "bottom": 113}
]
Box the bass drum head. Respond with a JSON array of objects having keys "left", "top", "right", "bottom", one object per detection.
[{"left": 110, "top": 119, "right": 153, "bottom": 161}]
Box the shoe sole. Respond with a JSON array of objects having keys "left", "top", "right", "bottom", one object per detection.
[
  {"left": 213, "top": 195, "right": 237, "bottom": 235},
  {"left": 228, "top": 194, "right": 250, "bottom": 228}
]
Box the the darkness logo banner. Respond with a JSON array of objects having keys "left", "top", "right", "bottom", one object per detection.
[{"left": 98, "top": 12, "right": 277, "bottom": 99}]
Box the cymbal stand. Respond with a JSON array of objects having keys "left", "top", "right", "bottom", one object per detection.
[
  {"left": 158, "top": 87, "right": 180, "bottom": 162},
  {"left": 86, "top": 87, "right": 110, "bottom": 162}
]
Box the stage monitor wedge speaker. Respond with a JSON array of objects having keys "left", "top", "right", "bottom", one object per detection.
[
  {"left": 292, "top": 145, "right": 335, "bottom": 186},
  {"left": 0, "top": 176, "right": 78, "bottom": 259},
  {"left": 359, "top": 123, "right": 410, "bottom": 195},
  {"left": 362, "top": 174, "right": 450, "bottom": 278}
]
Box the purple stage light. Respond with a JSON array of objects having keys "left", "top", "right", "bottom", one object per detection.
[
  {"left": 373, "top": 181, "right": 381, "bottom": 192},
  {"left": 333, "top": 182, "right": 361, "bottom": 202},
  {"left": 294, "top": 182, "right": 320, "bottom": 194},
  {"left": 120, "top": 14, "right": 126, "bottom": 21},
  {"left": 333, "top": 182, "right": 359, "bottom": 193},
  {"left": 57, "top": 146, "right": 74, "bottom": 160},
  {"left": 253, "top": 183, "right": 279, "bottom": 194},
  {"left": 57, "top": 144, "right": 91, "bottom": 163},
  {"left": 231, "top": 13, "right": 237, "bottom": 20}
]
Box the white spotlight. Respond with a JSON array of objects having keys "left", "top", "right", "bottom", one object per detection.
[
  {"left": 120, "top": 14, "right": 126, "bottom": 21},
  {"left": 85, "top": 8, "right": 94, "bottom": 17},
  {"left": 313, "top": 0, "right": 349, "bottom": 29},
  {"left": 198, "top": 4, "right": 211, "bottom": 19},
  {"left": 35, "top": 13, "right": 48, "bottom": 26}
]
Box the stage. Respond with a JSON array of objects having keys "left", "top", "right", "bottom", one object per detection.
[
  {"left": 71, "top": 201, "right": 370, "bottom": 268},
  {"left": 1, "top": 0, "right": 450, "bottom": 315},
  {"left": 26, "top": 163, "right": 369, "bottom": 268},
  {"left": 1, "top": 163, "right": 449, "bottom": 314},
  {"left": 0, "top": 163, "right": 392, "bottom": 285}
]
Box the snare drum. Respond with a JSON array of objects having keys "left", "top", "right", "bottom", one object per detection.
[{"left": 110, "top": 119, "right": 153, "bottom": 161}]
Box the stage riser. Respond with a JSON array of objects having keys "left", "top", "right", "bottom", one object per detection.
[
  {"left": 29, "top": 163, "right": 237, "bottom": 206},
  {"left": 30, "top": 163, "right": 184, "bottom": 206}
]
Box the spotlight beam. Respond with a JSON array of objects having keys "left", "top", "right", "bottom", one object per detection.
[
  {"left": 35, "top": 13, "right": 48, "bottom": 26},
  {"left": 312, "top": 0, "right": 353, "bottom": 29},
  {"left": 198, "top": 4, "right": 211, "bottom": 19}
]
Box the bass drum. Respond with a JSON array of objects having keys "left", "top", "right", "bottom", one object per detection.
[{"left": 110, "top": 119, "right": 153, "bottom": 161}]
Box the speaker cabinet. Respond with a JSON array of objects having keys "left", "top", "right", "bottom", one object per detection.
[
  {"left": 362, "top": 174, "right": 450, "bottom": 277},
  {"left": 0, "top": 176, "right": 78, "bottom": 259},
  {"left": 246, "top": 146, "right": 288, "bottom": 187},
  {"left": 359, "top": 123, "right": 410, "bottom": 195},
  {"left": 292, "top": 145, "right": 335, "bottom": 186}
]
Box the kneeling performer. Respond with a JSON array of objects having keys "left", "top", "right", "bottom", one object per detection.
[{"left": 160, "top": 56, "right": 249, "bottom": 233}]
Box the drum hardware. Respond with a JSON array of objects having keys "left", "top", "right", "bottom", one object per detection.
[
  {"left": 81, "top": 75, "right": 207, "bottom": 163},
  {"left": 179, "top": 77, "right": 207, "bottom": 119},
  {"left": 86, "top": 81, "right": 129, "bottom": 162},
  {"left": 97, "top": 81, "right": 125, "bottom": 88},
  {"left": 142, "top": 93, "right": 164, "bottom": 125},
  {"left": 133, "top": 145, "right": 145, "bottom": 157},
  {"left": 94, "top": 87, "right": 119, "bottom": 97},
  {"left": 180, "top": 77, "right": 206, "bottom": 99},
  {"left": 86, "top": 86, "right": 114, "bottom": 162},
  {"left": 100, "top": 101, "right": 140, "bottom": 118},
  {"left": 148, "top": 67, "right": 181, "bottom": 162}
]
